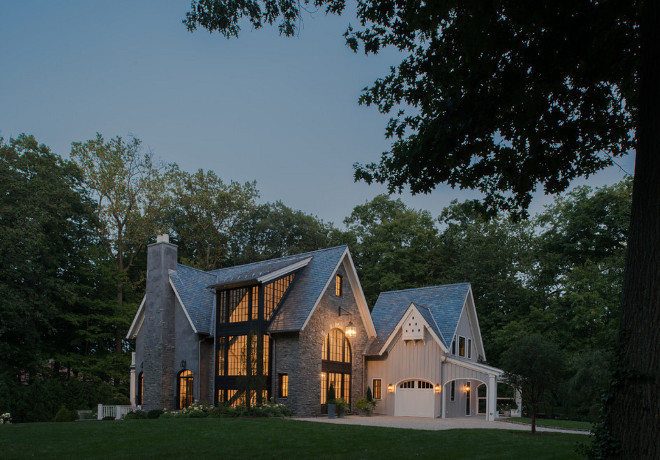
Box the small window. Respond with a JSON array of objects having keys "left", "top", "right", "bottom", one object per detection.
[
  {"left": 451, "top": 338, "right": 456, "bottom": 355},
  {"left": 177, "top": 370, "right": 194, "bottom": 409},
  {"left": 278, "top": 374, "right": 289, "bottom": 398},
  {"left": 467, "top": 338, "right": 472, "bottom": 359},
  {"left": 373, "top": 379, "right": 382, "bottom": 400},
  {"left": 335, "top": 274, "right": 343, "bottom": 296},
  {"left": 459, "top": 336, "right": 466, "bottom": 357},
  {"left": 450, "top": 381, "right": 455, "bottom": 401}
]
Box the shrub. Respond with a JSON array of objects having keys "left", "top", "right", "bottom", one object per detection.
[
  {"left": 124, "top": 410, "right": 147, "bottom": 420},
  {"left": 366, "top": 386, "right": 373, "bottom": 402},
  {"left": 147, "top": 409, "right": 163, "bottom": 419},
  {"left": 102, "top": 416, "right": 115, "bottom": 421},
  {"left": 54, "top": 404, "right": 78, "bottom": 422}
]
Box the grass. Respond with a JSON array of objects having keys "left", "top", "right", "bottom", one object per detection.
[
  {"left": 0, "top": 417, "right": 589, "bottom": 459},
  {"left": 502, "top": 417, "right": 593, "bottom": 431}
]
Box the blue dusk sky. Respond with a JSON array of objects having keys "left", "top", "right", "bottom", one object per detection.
[{"left": 0, "top": 1, "right": 634, "bottom": 226}]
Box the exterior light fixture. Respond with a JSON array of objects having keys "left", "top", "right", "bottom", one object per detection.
[
  {"left": 338, "top": 307, "right": 357, "bottom": 338},
  {"left": 345, "top": 321, "right": 357, "bottom": 338},
  {"left": 387, "top": 384, "right": 395, "bottom": 393},
  {"left": 180, "top": 360, "right": 186, "bottom": 369},
  {"left": 435, "top": 384, "right": 442, "bottom": 393}
]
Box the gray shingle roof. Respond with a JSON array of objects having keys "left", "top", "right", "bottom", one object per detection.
[
  {"left": 169, "top": 265, "right": 216, "bottom": 334},
  {"left": 168, "top": 246, "right": 348, "bottom": 335},
  {"left": 367, "top": 283, "right": 471, "bottom": 355}
]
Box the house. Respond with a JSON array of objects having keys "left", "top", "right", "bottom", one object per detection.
[{"left": 127, "top": 235, "right": 505, "bottom": 420}]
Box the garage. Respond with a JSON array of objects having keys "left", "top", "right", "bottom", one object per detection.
[{"left": 394, "top": 380, "right": 435, "bottom": 417}]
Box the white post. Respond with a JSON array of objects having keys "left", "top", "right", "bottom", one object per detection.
[
  {"left": 97, "top": 404, "right": 103, "bottom": 420},
  {"left": 487, "top": 375, "right": 497, "bottom": 422},
  {"left": 115, "top": 405, "right": 121, "bottom": 420},
  {"left": 441, "top": 382, "right": 446, "bottom": 419}
]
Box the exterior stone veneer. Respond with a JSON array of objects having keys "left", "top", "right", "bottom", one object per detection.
[{"left": 272, "top": 262, "right": 370, "bottom": 416}]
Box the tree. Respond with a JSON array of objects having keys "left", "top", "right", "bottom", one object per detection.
[
  {"left": 184, "top": 2, "right": 657, "bottom": 455},
  {"left": 71, "top": 133, "right": 171, "bottom": 354},
  {"left": 502, "top": 335, "right": 565, "bottom": 434},
  {"left": 167, "top": 168, "right": 258, "bottom": 271},
  {"left": 341, "top": 195, "right": 440, "bottom": 305},
  {"left": 0, "top": 134, "right": 98, "bottom": 380}
]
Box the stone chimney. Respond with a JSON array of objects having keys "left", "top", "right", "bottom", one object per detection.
[{"left": 142, "top": 234, "right": 177, "bottom": 411}]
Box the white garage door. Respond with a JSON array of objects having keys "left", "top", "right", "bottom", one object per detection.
[{"left": 394, "top": 380, "right": 435, "bottom": 417}]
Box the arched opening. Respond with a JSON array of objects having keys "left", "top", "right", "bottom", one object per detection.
[
  {"left": 321, "top": 328, "right": 352, "bottom": 410},
  {"left": 137, "top": 372, "right": 143, "bottom": 406},
  {"left": 444, "top": 378, "right": 486, "bottom": 418},
  {"left": 177, "top": 369, "right": 194, "bottom": 409}
]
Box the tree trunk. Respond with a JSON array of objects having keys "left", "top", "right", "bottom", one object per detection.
[
  {"left": 115, "top": 251, "right": 124, "bottom": 354},
  {"left": 607, "top": 1, "right": 660, "bottom": 457}
]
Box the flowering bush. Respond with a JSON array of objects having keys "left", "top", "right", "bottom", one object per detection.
[{"left": 1, "top": 412, "right": 11, "bottom": 424}]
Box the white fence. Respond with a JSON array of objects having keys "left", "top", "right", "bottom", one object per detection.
[{"left": 97, "top": 404, "right": 133, "bottom": 420}]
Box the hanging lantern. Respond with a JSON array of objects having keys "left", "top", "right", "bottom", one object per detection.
[{"left": 345, "top": 321, "right": 357, "bottom": 338}]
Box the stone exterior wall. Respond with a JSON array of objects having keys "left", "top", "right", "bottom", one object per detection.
[
  {"left": 141, "top": 241, "right": 177, "bottom": 411},
  {"left": 273, "top": 261, "right": 371, "bottom": 416}
]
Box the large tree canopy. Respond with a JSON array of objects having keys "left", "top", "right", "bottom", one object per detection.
[{"left": 185, "top": 1, "right": 658, "bottom": 457}]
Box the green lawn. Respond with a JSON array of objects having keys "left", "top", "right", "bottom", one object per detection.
[
  {"left": 502, "top": 417, "right": 593, "bottom": 431},
  {"left": 0, "top": 418, "right": 588, "bottom": 459}
]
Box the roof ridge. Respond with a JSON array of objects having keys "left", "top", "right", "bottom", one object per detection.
[
  {"left": 207, "top": 245, "right": 347, "bottom": 275},
  {"left": 174, "top": 264, "right": 216, "bottom": 276},
  {"left": 379, "top": 282, "right": 471, "bottom": 295}
]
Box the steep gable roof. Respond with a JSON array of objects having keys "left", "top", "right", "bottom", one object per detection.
[
  {"left": 367, "top": 283, "right": 471, "bottom": 355},
  {"left": 169, "top": 265, "right": 216, "bottom": 334}
]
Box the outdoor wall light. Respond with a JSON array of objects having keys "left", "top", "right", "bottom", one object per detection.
[
  {"left": 180, "top": 360, "right": 186, "bottom": 369},
  {"left": 387, "top": 384, "right": 395, "bottom": 393},
  {"left": 345, "top": 321, "right": 357, "bottom": 338},
  {"left": 435, "top": 384, "right": 442, "bottom": 393}
]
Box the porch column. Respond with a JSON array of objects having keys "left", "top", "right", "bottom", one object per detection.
[
  {"left": 441, "top": 381, "right": 446, "bottom": 419},
  {"left": 487, "top": 374, "right": 497, "bottom": 421},
  {"left": 130, "top": 352, "right": 136, "bottom": 406}
]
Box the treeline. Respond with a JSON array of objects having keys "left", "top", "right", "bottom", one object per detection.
[{"left": 0, "top": 133, "right": 629, "bottom": 422}]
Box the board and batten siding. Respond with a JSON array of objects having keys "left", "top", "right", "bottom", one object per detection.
[{"left": 366, "top": 328, "right": 444, "bottom": 417}]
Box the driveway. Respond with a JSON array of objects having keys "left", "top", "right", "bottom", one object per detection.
[{"left": 294, "top": 415, "right": 589, "bottom": 435}]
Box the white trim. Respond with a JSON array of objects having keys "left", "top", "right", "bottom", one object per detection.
[
  {"left": 257, "top": 257, "right": 312, "bottom": 283},
  {"left": 126, "top": 296, "right": 146, "bottom": 339},
  {"left": 378, "top": 303, "right": 448, "bottom": 355},
  {"left": 169, "top": 278, "right": 199, "bottom": 334},
  {"left": 300, "top": 248, "right": 377, "bottom": 337},
  {"left": 449, "top": 286, "right": 487, "bottom": 362},
  {"left": 446, "top": 356, "right": 504, "bottom": 377}
]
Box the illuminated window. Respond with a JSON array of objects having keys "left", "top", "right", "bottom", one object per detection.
[
  {"left": 323, "top": 328, "right": 351, "bottom": 363},
  {"left": 229, "top": 288, "right": 249, "bottom": 323},
  {"left": 217, "top": 337, "right": 226, "bottom": 376},
  {"left": 373, "top": 379, "right": 382, "bottom": 399},
  {"left": 228, "top": 336, "right": 247, "bottom": 375},
  {"left": 264, "top": 274, "right": 294, "bottom": 321},
  {"left": 279, "top": 374, "right": 289, "bottom": 398},
  {"left": 137, "top": 372, "right": 143, "bottom": 406},
  {"left": 467, "top": 338, "right": 472, "bottom": 359},
  {"left": 335, "top": 274, "right": 343, "bottom": 296},
  {"left": 177, "top": 370, "right": 194, "bottom": 409},
  {"left": 459, "top": 336, "right": 466, "bottom": 357},
  {"left": 262, "top": 336, "right": 270, "bottom": 376}
]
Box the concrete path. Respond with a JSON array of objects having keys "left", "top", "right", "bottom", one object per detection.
[{"left": 294, "top": 415, "right": 589, "bottom": 435}]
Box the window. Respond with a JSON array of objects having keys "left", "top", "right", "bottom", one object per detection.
[
  {"left": 177, "top": 370, "right": 194, "bottom": 409},
  {"left": 335, "top": 274, "right": 343, "bottom": 296},
  {"left": 322, "top": 328, "right": 351, "bottom": 363},
  {"left": 372, "top": 379, "right": 382, "bottom": 400},
  {"left": 264, "top": 274, "right": 295, "bottom": 320},
  {"left": 399, "top": 380, "right": 414, "bottom": 389},
  {"left": 137, "top": 372, "right": 143, "bottom": 406},
  {"left": 450, "top": 381, "right": 455, "bottom": 401},
  {"left": 229, "top": 288, "right": 249, "bottom": 323},
  {"left": 467, "top": 338, "right": 472, "bottom": 359},
  {"left": 278, "top": 374, "right": 289, "bottom": 398},
  {"left": 217, "top": 337, "right": 226, "bottom": 376},
  {"left": 451, "top": 338, "right": 456, "bottom": 355},
  {"left": 228, "top": 335, "right": 248, "bottom": 375},
  {"left": 459, "top": 336, "right": 466, "bottom": 357},
  {"left": 321, "top": 329, "right": 352, "bottom": 407}
]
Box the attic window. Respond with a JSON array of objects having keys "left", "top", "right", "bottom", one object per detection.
[{"left": 335, "top": 274, "right": 343, "bottom": 296}]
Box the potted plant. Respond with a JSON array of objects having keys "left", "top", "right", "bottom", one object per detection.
[
  {"left": 334, "top": 398, "right": 349, "bottom": 418},
  {"left": 327, "top": 383, "right": 336, "bottom": 419},
  {"left": 356, "top": 398, "right": 371, "bottom": 416}
]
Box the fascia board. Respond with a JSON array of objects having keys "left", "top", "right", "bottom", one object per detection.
[
  {"left": 257, "top": 257, "right": 312, "bottom": 283},
  {"left": 378, "top": 303, "right": 447, "bottom": 355},
  {"left": 446, "top": 356, "right": 504, "bottom": 376},
  {"left": 126, "top": 296, "right": 146, "bottom": 339}
]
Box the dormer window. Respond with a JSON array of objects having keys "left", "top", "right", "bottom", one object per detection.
[{"left": 335, "top": 274, "right": 343, "bottom": 296}]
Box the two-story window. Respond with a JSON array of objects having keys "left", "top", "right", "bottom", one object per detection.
[{"left": 215, "top": 274, "right": 295, "bottom": 407}]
